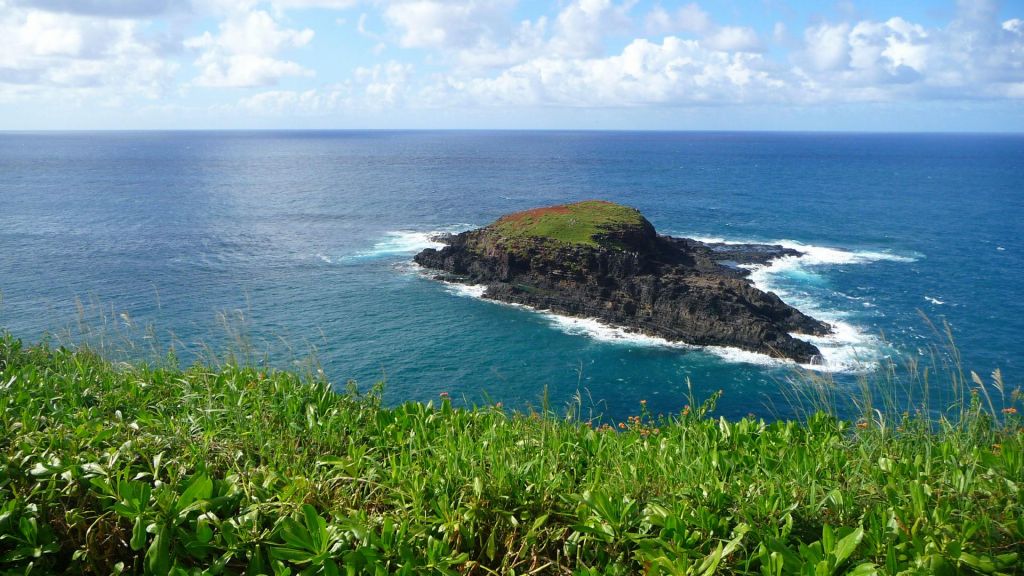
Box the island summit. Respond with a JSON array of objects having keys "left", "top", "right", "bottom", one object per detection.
[{"left": 414, "top": 200, "right": 832, "bottom": 363}]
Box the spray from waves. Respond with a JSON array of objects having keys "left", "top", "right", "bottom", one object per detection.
[
  {"left": 342, "top": 226, "right": 474, "bottom": 262},
  {"left": 732, "top": 239, "right": 917, "bottom": 373},
  {"left": 432, "top": 280, "right": 849, "bottom": 373},
  {"left": 416, "top": 229, "right": 916, "bottom": 373},
  {"left": 535, "top": 311, "right": 877, "bottom": 373},
  {"left": 558, "top": 235, "right": 918, "bottom": 372}
]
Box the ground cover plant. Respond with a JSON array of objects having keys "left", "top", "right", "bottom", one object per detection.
[
  {"left": 0, "top": 332, "right": 1021, "bottom": 574},
  {"left": 490, "top": 200, "right": 646, "bottom": 248}
]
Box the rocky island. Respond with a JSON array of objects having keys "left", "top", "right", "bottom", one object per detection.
[{"left": 414, "top": 200, "right": 832, "bottom": 363}]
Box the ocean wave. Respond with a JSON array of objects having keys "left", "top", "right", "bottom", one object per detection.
[
  {"left": 343, "top": 226, "right": 474, "bottom": 262},
  {"left": 729, "top": 239, "right": 915, "bottom": 373},
  {"left": 432, "top": 280, "right": 867, "bottom": 374},
  {"left": 415, "top": 230, "right": 912, "bottom": 373},
  {"left": 443, "top": 282, "right": 487, "bottom": 299}
]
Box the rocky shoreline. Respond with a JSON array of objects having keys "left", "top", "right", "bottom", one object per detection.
[{"left": 414, "top": 202, "right": 832, "bottom": 363}]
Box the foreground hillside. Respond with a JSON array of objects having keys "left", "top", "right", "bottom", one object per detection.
[{"left": 0, "top": 335, "right": 1021, "bottom": 575}]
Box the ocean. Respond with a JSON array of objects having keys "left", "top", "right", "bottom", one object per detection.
[{"left": 1, "top": 130, "right": 1021, "bottom": 421}]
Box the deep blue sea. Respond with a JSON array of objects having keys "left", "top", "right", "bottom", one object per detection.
[{"left": 1, "top": 131, "right": 1021, "bottom": 421}]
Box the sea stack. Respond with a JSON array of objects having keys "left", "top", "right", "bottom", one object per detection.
[{"left": 414, "top": 200, "right": 831, "bottom": 363}]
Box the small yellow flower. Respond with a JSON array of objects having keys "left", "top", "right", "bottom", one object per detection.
[{"left": 1002, "top": 407, "right": 1018, "bottom": 415}]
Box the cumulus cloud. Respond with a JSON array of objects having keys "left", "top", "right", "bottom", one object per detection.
[
  {"left": 0, "top": 3, "right": 177, "bottom": 102},
  {"left": 12, "top": 0, "right": 189, "bottom": 18},
  {"left": 238, "top": 59, "right": 414, "bottom": 114},
  {"left": 644, "top": 3, "right": 759, "bottom": 53},
  {"left": 645, "top": 2, "right": 711, "bottom": 35},
  {"left": 271, "top": 0, "right": 358, "bottom": 9},
  {"left": 380, "top": 0, "right": 633, "bottom": 71},
  {"left": 185, "top": 9, "right": 314, "bottom": 87},
  {"left": 5, "top": 0, "right": 1023, "bottom": 124},
  {"left": 789, "top": 2, "right": 1024, "bottom": 102},
  {"left": 383, "top": 0, "right": 515, "bottom": 49},
  {"left": 440, "top": 36, "right": 784, "bottom": 108},
  {"left": 703, "top": 26, "right": 761, "bottom": 52}
]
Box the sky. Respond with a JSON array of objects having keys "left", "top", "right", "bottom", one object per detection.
[{"left": 0, "top": 0, "right": 1022, "bottom": 131}]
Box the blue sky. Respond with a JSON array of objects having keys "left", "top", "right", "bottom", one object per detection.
[{"left": 0, "top": 0, "right": 1021, "bottom": 130}]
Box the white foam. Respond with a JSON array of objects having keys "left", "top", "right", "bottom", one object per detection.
[
  {"left": 315, "top": 253, "right": 333, "bottom": 264},
  {"left": 545, "top": 315, "right": 690, "bottom": 349},
  {"left": 418, "top": 229, "right": 914, "bottom": 374},
  {"left": 791, "top": 321, "right": 882, "bottom": 373},
  {"left": 432, "top": 287, "right": 859, "bottom": 373},
  {"left": 363, "top": 231, "right": 446, "bottom": 257},
  {"left": 924, "top": 296, "right": 945, "bottom": 305},
  {"left": 346, "top": 226, "right": 474, "bottom": 261},
  {"left": 444, "top": 283, "right": 487, "bottom": 298},
  {"left": 728, "top": 240, "right": 916, "bottom": 373},
  {"left": 535, "top": 311, "right": 867, "bottom": 373}
]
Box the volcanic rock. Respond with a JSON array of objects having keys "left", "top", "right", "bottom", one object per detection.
[{"left": 414, "top": 200, "right": 831, "bottom": 363}]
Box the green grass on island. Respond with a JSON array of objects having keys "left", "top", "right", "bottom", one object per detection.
[
  {"left": 490, "top": 201, "right": 647, "bottom": 248},
  {"left": 0, "top": 333, "right": 1022, "bottom": 575}
]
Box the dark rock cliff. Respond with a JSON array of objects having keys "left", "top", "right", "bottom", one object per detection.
[{"left": 415, "top": 204, "right": 832, "bottom": 363}]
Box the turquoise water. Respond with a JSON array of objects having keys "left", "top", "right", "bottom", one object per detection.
[{"left": 1, "top": 131, "right": 1021, "bottom": 421}]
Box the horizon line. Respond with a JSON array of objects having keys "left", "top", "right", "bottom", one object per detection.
[{"left": 2, "top": 128, "right": 1023, "bottom": 136}]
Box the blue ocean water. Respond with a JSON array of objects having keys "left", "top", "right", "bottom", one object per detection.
[{"left": 1, "top": 131, "right": 1021, "bottom": 421}]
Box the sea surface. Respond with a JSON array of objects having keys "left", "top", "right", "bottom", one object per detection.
[{"left": 1, "top": 131, "right": 1021, "bottom": 421}]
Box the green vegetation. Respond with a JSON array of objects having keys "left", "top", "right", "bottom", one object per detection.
[
  {"left": 0, "top": 334, "right": 1022, "bottom": 575},
  {"left": 490, "top": 201, "right": 646, "bottom": 248}
]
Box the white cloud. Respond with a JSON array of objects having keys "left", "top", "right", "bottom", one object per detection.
[
  {"left": 644, "top": 4, "right": 758, "bottom": 53},
  {"left": 271, "top": 0, "right": 358, "bottom": 9},
  {"left": 7, "top": 0, "right": 1024, "bottom": 124},
  {"left": 704, "top": 26, "right": 760, "bottom": 52},
  {"left": 0, "top": 4, "right": 177, "bottom": 101},
  {"left": 185, "top": 9, "right": 315, "bottom": 87},
  {"left": 547, "top": 0, "right": 633, "bottom": 59},
  {"left": 645, "top": 2, "right": 710, "bottom": 35},
  {"left": 383, "top": 0, "right": 515, "bottom": 50},
  {"left": 380, "top": 0, "right": 633, "bottom": 71},
  {"left": 238, "top": 59, "right": 414, "bottom": 114},
  {"left": 801, "top": 23, "right": 851, "bottom": 71},
  {"left": 442, "top": 36, "right": 784, "bottom": 108},
  {"left": 13, "top": 0, "right": 188, "bottom": 18},
  {"left": 788, "top": 1, "right": 1024, "bottom": 102}
]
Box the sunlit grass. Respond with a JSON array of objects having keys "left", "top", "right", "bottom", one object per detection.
[
  {"left": 0, "top": 330, "right": 1021, "bottom": 574},
  {"left": 491, "top": 200, "right": 646, "bottom": 248}
]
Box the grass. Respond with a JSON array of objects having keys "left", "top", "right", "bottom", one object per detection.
[
  {"left": 490, "top": 201, "right": 647, "bottom": 248},
  {"left": 0, "top": 333, "right": 1022, "bottom": 575}
]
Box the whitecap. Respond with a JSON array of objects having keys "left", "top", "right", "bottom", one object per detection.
[
  {"left": 924, "top": 296, "right": 945, "bottom": 305},
  {"left": 416, "top": 229, "right": 913, "bottom": 374},
  {"left": 431, "top": 285, "right": 866, "bottom": 374},
  {"left": 443, "top": 283, "right": 487, "bottom": 299},
  {"left": 731, "top": 240, "right": 915, "bottom": 373},
  {"left": 344, "top": 225, "right": 474, "bottom": 262}
]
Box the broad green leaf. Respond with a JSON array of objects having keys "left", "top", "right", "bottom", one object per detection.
[
  {"left": 833, "top": 527, "right": 864, "bottom": 566},
  {"left": 131, "top": 516, "right": 146, "bottom": 551},
  {"left": 177, "top": 473, "right": 213, "bottom": 512},
  {"left": 301, "top": 504, "right": 327, "bottom": 554}
]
